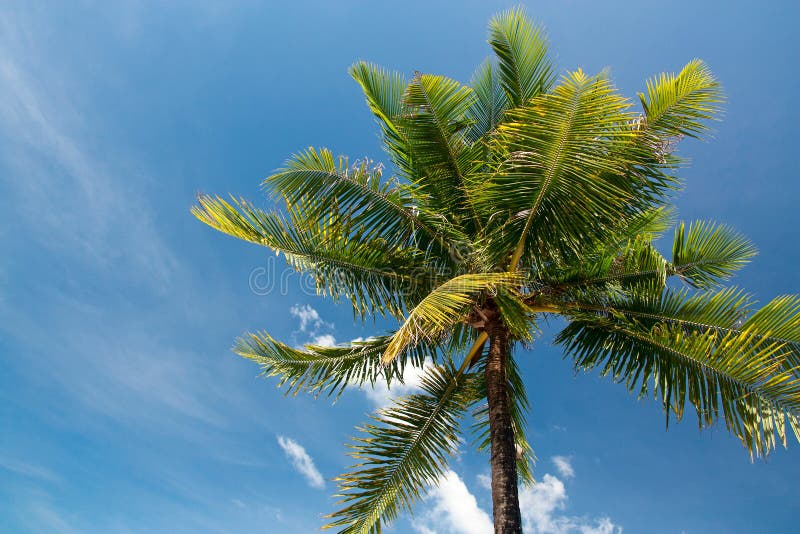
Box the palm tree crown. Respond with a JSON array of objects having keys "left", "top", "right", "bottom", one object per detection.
[{"left": 193, "top": 7, "right": 800, "bottom": 534}]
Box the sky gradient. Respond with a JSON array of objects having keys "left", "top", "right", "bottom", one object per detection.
[{"left": 2, "top": 1, "right": 799, "bottom": 533}]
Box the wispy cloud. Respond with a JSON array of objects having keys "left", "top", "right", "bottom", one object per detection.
[
  {"left": 290, "top": 304, "right": 326, "bottom": 333},
  {"left": 552, "top": 456, "right": 575, "bottom": 479},
  {"left": 0, "top": 34, "right": 178, "bottom": 288},
  {"left": 0, "top": 456, "right": 59, "bottom": 483},
  {"left": 276, "top": 435, "right": 325, "bottom": 489}
]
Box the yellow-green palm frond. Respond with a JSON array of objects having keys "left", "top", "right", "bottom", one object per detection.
[
  {"left": 672, "top": 220, "right": 756, "bottom": 289},
  {"left": 349, "top": 61, "right": 415, "bottom": 184},
  {"left": 400, "top": 73, "right": 483, "bottom": 227},
  {"left": 488, "top": 6, "right": 555, "bottom": 108},
  {"left": 382, "top": 272, "right": 523, "bottom": 365},
  {"left": 639, "top": 59, "right": 724, "bottom": 140},
  {"left": 466, "top": 58, "right": 510, "bottom": 142},
  {"left": 265, "top": 147, "right": 450, "bottom": 251},
  {"left": 480, "top": 69, "right": 641, "bottom": 269},
  {"left": 534, "top": 218, "right": 752, "bottom": 303},
  {"left": 324, "top": 363, "right": 480, "bottom": 534},
  {"left": 573, "top": 286, "right": 800, "bottom": 376},
  {"left": 744, "top": 296, "right": 800, "bottom": 373}
]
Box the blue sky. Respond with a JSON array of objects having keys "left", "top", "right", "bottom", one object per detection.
[{"left": 1, "top": 1, "right": 799, "bottom": 532}]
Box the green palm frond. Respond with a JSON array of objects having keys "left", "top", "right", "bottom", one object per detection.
[
  {"left": 400, "top": 73, "right": 482, "bottom": 225},
  {"left": 488, "top": 6, "right": 554, "bottom": 107},
  {"left": 383, "top": 272, "right": 522, "bottom": 364},
  {"left": 234, "top": 334, "right": 428, "bottom": 400},
  {"left": 324, "top": 363, "right": 479, "bottom": 534},
  {"left": 557, "top": 307, "right": 800, "bottom": 457},
  {"left": 481, "top": 69, "right": 639, "bottom": 269},
  {"left": 535, "top": 223, "right": 669, "bottom": 301},
  {"left": 744, "top": 296, "right": 800, "bottom": 371},
  {"left": 576, "top": 288, "right": 800, "bottom": 375},
  {"left": 616, "top": 235, "right": 669, "bottom": 296},
  {"left": 264, "top": 147, "right": 444, "bottom": 249},
  {"left": 594, "top": 287, "right": 753, "bottom": 333},
  {"left": 672, "top": 220, "right": 756, "bottom": 288},
  {"left": 639, "top": 59, "right": 724, "bottom": 139},
  {"left": 467, "top": 58, "right": 510, "bottom": 142},
  {"left": 349, "top": 62, "right": 414, "bottom": 179},
  {"left": 493, "top": 286, "right": 537, "bottom": 341},
  {"left": 192, "top": 195, "right": 425, "bottom": 317},
  {"left": 593, "top": 206, "right": 676, "bottom": 255}
]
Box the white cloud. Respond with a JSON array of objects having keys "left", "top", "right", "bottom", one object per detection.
[
  {"left": 363, "top": 359, "right": 429, "bottom": 408},
  {"left": 519, "top": 474, "right": 568, "bottom": 533},
  {"left": 518, "top": 474, "right": 621, "bottom": 534},
  {"left": 310, "top": 333, "right": 337, "bottom": 347},
  {"left": 276, "top": 435, "right": 325, "bottom": 489},
  {"left": 414, "top": 461, "right": 621, "bottom": 534},
  {"left": 290, "top": 304, "right": 337, "bottom": 349},
  {"left": 289, "top": 304, "right": 323, "bottom": 333},
  {"left": 552, "top": 456, "right": 575, "bottom": 479},
  {"left": 413, "top": 470, "right": 493, "bottom": 534}
]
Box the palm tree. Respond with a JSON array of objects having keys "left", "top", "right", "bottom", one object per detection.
[{"left": 193, "top": 8, "right": 800, "bottom": 534}]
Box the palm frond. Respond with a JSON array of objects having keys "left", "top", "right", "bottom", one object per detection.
[
  {"left": 557, "top": 308, "right": 800, "bottom": 457},
  {"left": 192, "top": 195, "right": 425, "bottom": 317},
  {"left": 265, "top": 147, "right": 447, "bottom": 250},
  {"left": 745, "top": 296, "right": 800, "bottom": 372},
  {"left": 639, "top": 59, "right": 724, "bottom": 139},
  {"left": 383, "top": 272, "right": 522, "bottom": 364},
  {"left": 672, "top": 220, "right": 756, "bottom": 288},
  {"left": 349, "top": 61, "right": 414, "bottom": 179},
  {"left": 400, "top": 73, "right": 481, "bottom": 225},
  {"left": 579, "top": 288, "right": 800, "bottom": 375},
  {"left": 493, "top": 286, "right": 537, "bottom": 341},
  {"left": 324, "top": 363, "right": 479, "bottom": 533},
  {"left": 481, "top": 69, "right": 638, "bottom": 269},
  {"left": 488, "top": 6, "right": 555, "bottom": 107},
  {"left": 234, "top": 334, "right": 428, "bottom": 400},
  {"left": 467, "top": 59, "right": 510, "bottom": 142},
  {"left": 598, "top": 206, "right": 676, "bottom": 252}
]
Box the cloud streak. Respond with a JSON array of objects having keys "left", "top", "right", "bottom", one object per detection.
[
  {"left": 552, "top": 456, "right": 575, "bottom": 479},
  {"left": 0, "top": 38, "right": 178, "bottom": 288},
  {"left": 276, "top": 436, "right": 325, "bottom": 489}
]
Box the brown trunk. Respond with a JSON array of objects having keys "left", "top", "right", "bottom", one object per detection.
[{"left": 485, "top": 318, "right": 523, "bottom": 534}]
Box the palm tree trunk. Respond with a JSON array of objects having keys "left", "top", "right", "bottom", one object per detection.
[{"left": 485, "top": 318, "right": 522, "bottom": 534}]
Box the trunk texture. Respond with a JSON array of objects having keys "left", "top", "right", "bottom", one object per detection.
[{"left": 485, "top": 319, "right": 522, "bottom": 534}]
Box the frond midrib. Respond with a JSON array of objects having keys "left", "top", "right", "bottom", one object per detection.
[{"left": 509, "top": 81, "right": 581, "bottom": 268}]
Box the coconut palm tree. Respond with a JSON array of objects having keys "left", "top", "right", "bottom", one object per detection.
[{"left": 192, "top": 8, "right": 800, "bottom": 533}]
